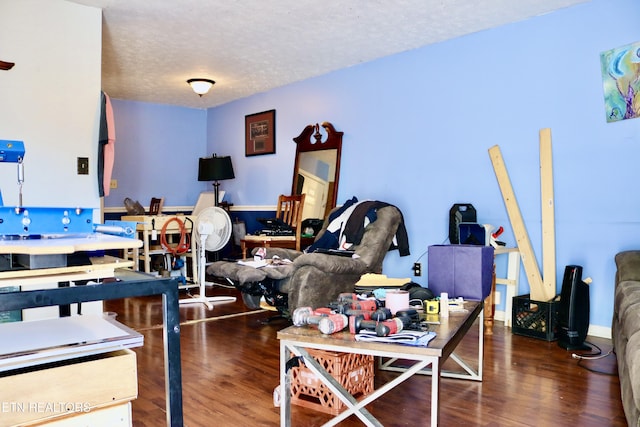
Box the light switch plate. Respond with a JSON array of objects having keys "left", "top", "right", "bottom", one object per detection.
[{"left": 77, "top": 157, "right": 89, "bottom": 175}]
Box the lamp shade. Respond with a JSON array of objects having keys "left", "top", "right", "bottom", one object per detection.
[{"left": 198, "top": 155, "right": 235, "bottom": 181}]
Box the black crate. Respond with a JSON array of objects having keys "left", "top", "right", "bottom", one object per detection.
[{"left": 512, "top": 294, "right": 559, "bottom": 341}]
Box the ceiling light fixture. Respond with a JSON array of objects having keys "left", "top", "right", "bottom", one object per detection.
[{"left": 187, "top": 78, "right": 215, "bottom": 96}]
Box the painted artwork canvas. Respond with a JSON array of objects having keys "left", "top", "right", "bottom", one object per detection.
[{"left": 600, "top": 41, "right": 640, "bottom": 122}]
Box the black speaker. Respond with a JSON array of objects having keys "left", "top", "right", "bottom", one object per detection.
[
  {"left": 557, "top": 265, "right": 590, "bottom": 350},
  {"left": 448, "top": 204, "right": 476, "bottom": 244}
]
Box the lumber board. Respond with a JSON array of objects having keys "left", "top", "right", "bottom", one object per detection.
[
  {"left": 539, "top": 128, "right": 556, "bottom": 299},
  {"left": 488, "top": 145, "right": 548, "bottom": 301}
]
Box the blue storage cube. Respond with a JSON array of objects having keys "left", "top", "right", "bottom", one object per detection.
[{"left": 427, "top": 244, "right": 494, "bottom": 301}]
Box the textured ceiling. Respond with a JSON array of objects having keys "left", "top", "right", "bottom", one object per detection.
[{"left": 68, "top": 0, "right": 589, "bottom": 109}]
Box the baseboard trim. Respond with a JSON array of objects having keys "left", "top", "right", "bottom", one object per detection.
[
  {"left": 493, "top": 309, "right": 611, "bottom": 339},
  {"left": 587, "top": 324, "right": 611, "bottom": 339},
  {"left": 103, "top": 204, "right": 276, "bottom": 214}
]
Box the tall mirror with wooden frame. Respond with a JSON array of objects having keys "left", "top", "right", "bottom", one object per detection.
[{"left": 291, "top": 122, "right": 343, "bottom": 222}]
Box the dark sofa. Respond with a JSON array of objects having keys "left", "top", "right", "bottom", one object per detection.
[{"left": 613, "top": 250, "right": 640, "bottom": 427}]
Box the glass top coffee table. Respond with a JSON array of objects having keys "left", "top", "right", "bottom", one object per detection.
[{"left": 277, "top": 300, "right": 484, "bottom": 426}]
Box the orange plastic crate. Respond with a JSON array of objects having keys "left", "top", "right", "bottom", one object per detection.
[{"left": 290, "top": 348, "right": 374, "bottom": 415}]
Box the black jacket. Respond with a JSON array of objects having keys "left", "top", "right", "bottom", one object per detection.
[{"left": 342, "top": 200, "right": 410, "bottom": 257}]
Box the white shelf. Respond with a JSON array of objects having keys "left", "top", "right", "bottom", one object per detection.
[{"left": 0, "top": 314, "right": 143, "bottom": 372}]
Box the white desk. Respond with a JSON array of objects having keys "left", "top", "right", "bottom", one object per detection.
[
  {"left": 121, "top": 214, "right": 197, "bottom": 284},
  {"left": 0, "top": 234, "right": 142, "bottom": 319},
  {"left": 0, "top": 234, "right": 183, "bottom": 426},
  {"left": 0, "top": 232, "right": 142, "bottom": 256},
  {"left": 0, "top": 255, "right": 132, "bottom": 289},
  {"left": 494, "top": 246, "right": 521, "bottom": 327}
]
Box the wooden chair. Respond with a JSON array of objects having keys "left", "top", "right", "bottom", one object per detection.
[
  {"left": 240, "top": 194, "right": 306, "bottom": 259},
  {"left": 149, "top": 197, "right": 164, "bottom": 215}
]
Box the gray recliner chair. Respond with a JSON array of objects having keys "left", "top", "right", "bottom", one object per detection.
[{"left": 207, "top": 202, "right": 408, "bottom": 316}]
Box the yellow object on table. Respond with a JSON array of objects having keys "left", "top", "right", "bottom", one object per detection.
[{"left": 355, "top": 273, "right": 410, "bottom": 288}]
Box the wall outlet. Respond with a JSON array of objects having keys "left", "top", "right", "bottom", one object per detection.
[
  {"left": 413, "top": 262, "right": 422, "bottom": 276},
  {"left": 110, "top": 179, "right": 118, "bottom": 189}
]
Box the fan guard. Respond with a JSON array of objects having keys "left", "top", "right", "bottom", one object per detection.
[
  {"left": 195, "top": 207, "right": 232, "bottom": 251},
  {"left": 179, "top": 206, "right": 236, "bottom": 309}
]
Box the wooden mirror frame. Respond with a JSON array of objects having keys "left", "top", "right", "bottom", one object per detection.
[{"left": 291, "top": 122, "right": 343, "bottom": 220}]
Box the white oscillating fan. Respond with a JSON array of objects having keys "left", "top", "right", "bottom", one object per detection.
[{"left": 179, "top": 207, "right": 236, "bottom": 309}]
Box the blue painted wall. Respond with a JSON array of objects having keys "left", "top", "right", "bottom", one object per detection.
[
  {"left": 204, "top": 0, "right": 640, "bottom": 330},
  {"left": 106, "top": 100, "right": 209, "bottom": 208},
  {"left": 109, "top": 0, "right": 640, "bottom": 330}
]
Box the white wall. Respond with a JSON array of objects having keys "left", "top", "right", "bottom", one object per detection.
[{"left": 0, "top": 0, "right": 102, "bottom": 209}]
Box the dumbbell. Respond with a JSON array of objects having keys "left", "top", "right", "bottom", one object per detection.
[
  {"left": 334, "top": 306, "right": 391, "bottom": 321},
  {"left": 292, "top": 306, "right": 331, "bottom": 327},
  {"left": 331, "top": 298, "right": 380, "bottom": 313},
  {"left": 370, "top": 307, "right": 392, "bottom": 321},
  {"left": 395, "top": 308, "right": 425, "bottom": 331},
  {"left": 317, "top": 313, "right": 348, "bottom": 335},
  {"left": 336, "top": 293, "right": 359, "bottom": 302},
  {"left": 292, "top": 307, "right": 347, "bottom": 334},
  {"left": 349, "top": 314, "right": 404, "bottom": 337}
]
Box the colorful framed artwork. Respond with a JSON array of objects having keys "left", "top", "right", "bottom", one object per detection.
[
  {"left": 600, "top": 41, "right": 640, "bottom": 122},
  {"left": 245, "top": 109, "right": 276, "bottom": 156}
]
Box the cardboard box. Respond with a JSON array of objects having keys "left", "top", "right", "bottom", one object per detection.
[{"left": 427, "top": 244, "right": 494, "bottom": 300}]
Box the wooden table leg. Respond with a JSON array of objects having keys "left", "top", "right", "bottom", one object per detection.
[
  {"left": 241, "top": 240, "right": 247, "bottom": 259},
  {"left": 484, "top": 264, "right": 496, "bottom": 335}
]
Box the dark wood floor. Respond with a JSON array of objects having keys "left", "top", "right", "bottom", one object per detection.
[{"left": 104, "top": 284, "right": 627, "bottom": 427}]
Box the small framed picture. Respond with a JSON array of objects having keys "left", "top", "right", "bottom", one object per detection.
[{"left": 245, "top": 109, "right": 276, "bottom": 156}]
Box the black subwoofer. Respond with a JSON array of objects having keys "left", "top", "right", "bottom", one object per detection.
[{"left": 557, "top": 265, "right": 590, "bottom": 351}]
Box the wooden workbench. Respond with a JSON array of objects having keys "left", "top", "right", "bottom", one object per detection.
[{"left": 0, "top": 233, "right": 183, "bottom": 426}]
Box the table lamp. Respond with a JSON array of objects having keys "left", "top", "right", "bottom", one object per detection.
[{"left": 198, "top": 154, "right": 234, "bottom": 206}]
